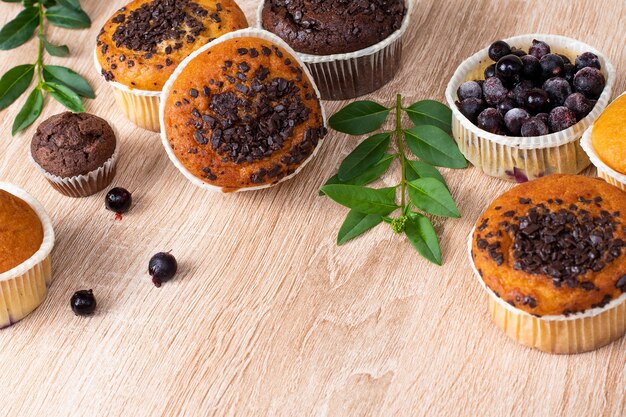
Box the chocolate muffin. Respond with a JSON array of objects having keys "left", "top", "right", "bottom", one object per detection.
[
  {"left": 96, "top": 0, "right": 248, "bottom": 91},
  {"left": 161, "top": 33, "right": 327, "bottom": 192},
  {"left": 260, "top": 0, "right": 406, "bottom": 55},
  {"left": 470, "top": 174, "right": 626, "bottom": 353},
  {"left": 30, "top": 113, "right": 119, "bottom": 197}
]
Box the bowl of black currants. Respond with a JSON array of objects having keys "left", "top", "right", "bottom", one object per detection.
[{"left": 445, "top": 34, "right": 615, "bottom": 183}]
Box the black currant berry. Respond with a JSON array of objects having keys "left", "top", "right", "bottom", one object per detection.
[
  {"left": 540, "top": 54, "right": 565, "bottom": 79},
  {"left": 105, "top": 187, "right": 132, "bottom": 214},
  {"left": 70, "top": 290, "right": 97, "bottom": 316},
  {"left": 488, "top": 40, "right": 511, "bottom": 62},
  {"left": 496, "top": 55, "right": 523, "bottom": 81},
  {"left": 529, "top": 39, "right": 551, "bottom": 59},
  {"left": 573, "top": 67, "right": 605, "bottom": 99},
  {"left": 149, "top": 252, "right": 178, "bottom": 288}
]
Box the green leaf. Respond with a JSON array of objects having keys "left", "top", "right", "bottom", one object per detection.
[
  {"left": 405, "top": 214, "right": 442, "bottom": 265},
  {"left": 12, "top": 88, "right": 43, "bottom": 135},
  {"left": 329, "top": 101, "right": 391, "bottom": 135},
  {"left": 320, "top": 184, "right": 398, "bottom": 215},
  {"left": 0, "top": 7, "right": 39, "bottom": 50},
  {"left": 56, "top": 0, "right": 81, "bottom": 9},
  {"left": 405, "top": 125, "right": 467, "bottom": 169},
  {"left": 45, "top": 4, "right": 91, "bottom": 28},
  {"left": 43, "top": 65, "right": 94, "bottom": 98},
  {"left": 404, "top": 100, "right": 453, "bottom": 133},
  {"left": 337, "top": 210, "right": 383, "bottom": 246},
  {"left": 320, "top": 154, "right": 395, "bottom": 195},
  {"left": 38, "top": 34, "right": 69, "bottom": 57},
  {"left": 0, "top": 64, "right": 34, "bottom": 110},
  {"left": 43, "top": 82, "right": 85, "bottom": 112},
  {"left": 2, "top": 0, "right": 23, "bottom": 3},
  {"left": 42, "top": 0, "right": 58, "bottom": 7},
  {"left": 407, "top": 178, "right": 460, "bottom": 218},
  {"left": 338, "top": 133, "right": 390, "bottom": 181},
  {"left": 405, "top": 160, "right": 448, "bottom": 189}
]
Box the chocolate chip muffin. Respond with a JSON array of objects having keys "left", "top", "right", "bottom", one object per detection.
[
  {"left": 470, "top": 174, "right": 626, "bottom": 353},
  {"left": 161, "top": 33, "right": 326, "bottom": 192},
  {"left": 30, "top": 112, "right": 119, "bottom": 197},
  {"left": 97, "top": 0, "right": 248, "bottom": 91},
  {"left": 260, "top": 0, "right": 406, "bottom": 55}
]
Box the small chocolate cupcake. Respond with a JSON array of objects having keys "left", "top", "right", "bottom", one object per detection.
[
  {"left": 258, "top": 0, "right": 411, "bottom": 100},
  {"left": 29, "top": 112, "right": 119, "bottom": 198}
]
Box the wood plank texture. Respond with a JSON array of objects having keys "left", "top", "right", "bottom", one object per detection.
[{"left": 0, "top": 1, "right": 625, "bottom": 416}]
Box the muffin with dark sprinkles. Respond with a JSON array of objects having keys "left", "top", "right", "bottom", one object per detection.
[
  {"left": 160, "top": 31, "right": 326, "bottom": 192},
  {"left": 470, "top": 174, "right": 626, "bottom": 353},
  {"left": 258, "top": 0, "right": 411, "bottom": 100},
  {"left": 95, "top": 0, "right": 248, "bottom": 131},
  {"left": 30, "top": 112, "right": 119, "bottom": 198}
]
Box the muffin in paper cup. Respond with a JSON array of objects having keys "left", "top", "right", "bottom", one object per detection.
[
  {"left": 29, "top": 113, "right": 120, "bottom": 198},
  {"left": 446, "top": 34, "right": 615, "bottom": 183},
  {"left": 94, "top": 52, "right": 161, "bottom": 132},
  {"left": 581, "top": 92, "right": 626, "bottom": 191},
  {"left": 256, "top": 0, "right": 413, "bottom": 100},
  {"left": 93, "top": 0, "right": 249, "bottom": 131},
  {"left": 159, "top": 28, "right": 327, "bottom": 193},
  {"left": 0, "top": 183, "right": 55, "bottom": 329},
  {"left": 468, "top": 229, "right": 626, "bottom": 354}
]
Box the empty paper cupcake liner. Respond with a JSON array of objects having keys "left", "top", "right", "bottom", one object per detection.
[
  {"left": 580, "top": 93, "right": 626, "bottom": 192},
  {"left": 446, "top": 34, "right": 615, "bottom": 183},
  {"left": 467, "top": 229, "right": 626, "bottom": 354},
  {"left": 29, "top": 137, "right": 120, "bottom": 198},
  {"left": 159, "top": 28, "right": 327, "bottom": 193},
  {"left": 0, "top": 183, "right": 54, "bottom": 329},
  {"left": 256, "top": 0, "right": 413, "bottom": 100},
  {"left": 93, "top": 50, "right": 161, "bottom": 132}
]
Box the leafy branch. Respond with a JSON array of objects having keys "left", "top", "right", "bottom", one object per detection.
[
  {"left": 0, "top": 0, "right": 93, "bottom": 135},
  {"left": 320, "top": 95, "right": 468, "bottom": 265}
]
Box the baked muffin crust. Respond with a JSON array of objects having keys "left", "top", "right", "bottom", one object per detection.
[
  {"left": 472, "top": 175, "right": 626, "bottom": 317},
  {"left": 163, "top": 36, "right": 326, "bottom": 192},
  {"left": 0, "top": 190, "right": 44, "bottom": 274},
  {"left": 31, "top": 112, "right": 117, "bottom": 178},
  {"left": 592, "top": 95, "right": 626, "bottom": 174},
  {"left": 261, "top": 0, "right": 406, "bottom": 55},
  {"left": 96, "top": 0, "right": 248, "bottom": 91}
]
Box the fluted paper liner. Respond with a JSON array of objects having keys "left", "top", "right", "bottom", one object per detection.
[
  {"left": 580, "top": 92, "right": 626, "bottom": 192},
  {"left": 467, "top": 229, "right": 626, "bottom": 354},
  {"left": 159, "top": 28, "right": 327, "bottom": 193},
  {"left": 256, "top": 0, "right": 412, "bottom": 100},
  {"left": 446, "top": 34, "right": 616, "bottom": 182},
  {"left": 0, "top": 184, "right": 54, "bottom": 328},
  {"left": 29, "top": 135, "right": 120, "bottom": 198},
  {"left": 93, "top": 50, "right": 161, "bottom": 132}
]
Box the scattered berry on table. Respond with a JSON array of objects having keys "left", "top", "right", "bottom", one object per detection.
[
  {"left": 105, "top": 187, "right": 132, "bottom": 219},
  {"left": 71, "top": 290, "right": 97, "bottom": 316},
  {"left": 149, "top": 252, "right": 178, "bottom": 288}
]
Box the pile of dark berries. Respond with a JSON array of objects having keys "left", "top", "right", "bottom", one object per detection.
[{"left": 456, "top": 39, "right": 605, "bottom": 137}]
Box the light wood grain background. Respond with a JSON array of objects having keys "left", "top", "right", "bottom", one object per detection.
[{"left": 0, "top": 1, "right": 625, "bottom": 416}]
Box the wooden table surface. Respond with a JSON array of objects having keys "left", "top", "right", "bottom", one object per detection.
[{"left": 1, "top": 1, "right": 625, "bottom": 416}]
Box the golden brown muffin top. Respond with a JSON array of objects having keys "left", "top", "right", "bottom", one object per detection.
[
  {"left": 592, "top": 95, "right": 626, "bottom": 175},
  {"left": 471, "top": 175, "right": 626, "bottom": 317},
  {"left": 0, "top": 190, "right": 44, "bottom": 274},
  {"left": 96, "top": 0, "right": 248, "bottom": 91},
  {"left": 162, "top": 36, "right": 326, "bottom": 192}
]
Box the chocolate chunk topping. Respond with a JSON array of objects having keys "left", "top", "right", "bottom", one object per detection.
[
  {"left": 111, "top": 0, "right": 209, "bottom": 56},
  {"left": 507, "top": 204, "right": 624, "bottom": 287}
]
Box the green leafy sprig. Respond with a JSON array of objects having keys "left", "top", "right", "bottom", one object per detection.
[
  {"left": 0, "top": 0, "right": 93, "bottom": 135},
  {"left": 320, "top": 94, "right": 467, "bottom": 265}
]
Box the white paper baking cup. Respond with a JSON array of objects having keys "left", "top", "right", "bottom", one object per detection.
[
  {"left": 256, "top": 0, "right": 413, "bottom": 100},
  {"left": 467, "top": 228, "right": 626, "bottom": 353},
  {"left": 159, "top": 28, "right": 327, "bottom": 193},
  {"left": 446, "top": 34, "right": 615, "bottom": 183},
  {"left": 580, "top": 92, "right": 626, "bottom": 191},
  {"left": 93, "top": 50, "right": 161, "bottom": 132},
  {"left": 29, "top": 134, "right": 120, "bottom": 198},
  {"left": 0, "top": 183, "right": 55, "bottom": 328}
]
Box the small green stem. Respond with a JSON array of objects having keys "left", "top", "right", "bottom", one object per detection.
[
  {"left": 395, "top": 94, "right": 407, "bottom": 211},
  {"left": 36, "top": 1, "right": 44, "bottom": 87}
]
